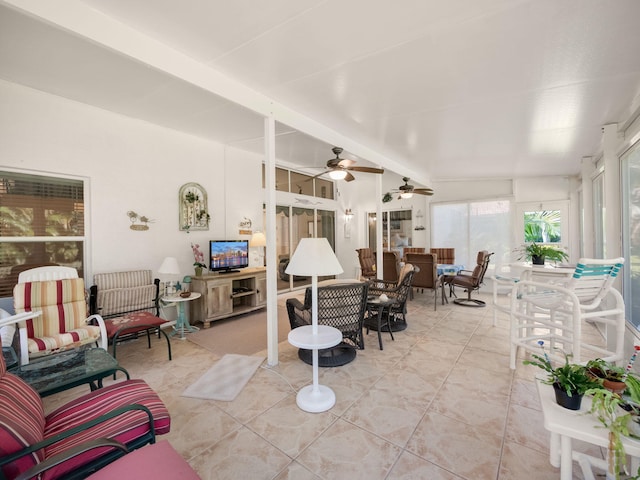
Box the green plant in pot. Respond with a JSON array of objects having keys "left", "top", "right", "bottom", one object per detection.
[
  {"left": 517, "top": 242, "right": 569, "bottom": 265},
  {"left": 586, "top": 358, "right": 628, "bottom": 394},
  {"left": 523, "top": 341, "right": 599, "bottom": 410},
  {"left": 191, "top": 243, "right": 207, "bottom": 276}
]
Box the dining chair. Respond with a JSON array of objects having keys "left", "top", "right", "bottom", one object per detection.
[
  {"left": 430, "top": 248, "right": 455, "bottom": 265},
  {"left": 355, "top": 248, "right": 376, "bottom": 280},
  {"left": 509, "top": 257, "right": 626, "bottom": 369},
  {"left": 382, "top": 251, "right": 400, "bottom": 283},
  {"left": 405, "top": 253, "right": 440, "bottom": 310}
]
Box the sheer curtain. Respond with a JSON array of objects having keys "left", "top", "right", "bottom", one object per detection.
[{"left": 431, "top": 199, "right": 512, "bottom": 273}]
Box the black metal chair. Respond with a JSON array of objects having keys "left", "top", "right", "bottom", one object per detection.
[
  {"left": 446, "top": 250, "right": 493, "bottom": 306},
  {"left": 287, "top": 282, "right": 369, "bottom": 367},
  {"left": 366, "top": 264, "right": 416, "bottom": 332}
]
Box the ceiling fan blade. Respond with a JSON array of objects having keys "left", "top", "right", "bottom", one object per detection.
[
  {"left": 309, "top": 170, "right": 328, "bottom": 180},
  {"left": 414, "top": 188, "right": 434, "bottom": 193},
  {"left": 414, "top": 190, "right": 434, "bottom": 196},
  {"left": 347, "top": 166, "right": 384, "bottom": 174},
  {"left": 344, "top": 172, "right": 355, "bottom": 182}
]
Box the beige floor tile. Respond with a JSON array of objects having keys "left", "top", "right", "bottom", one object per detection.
[
  {"left": 499, "top": 442, "right": 563, "bottom": 480},
  {"left": 246, "top": 394, "right": 337, "bottom": 457},
  {"left": 405, "top": 411, "right": 502, "bottom": 479},
  {"left": 189, "top": 427, "right": 292, "bottom": 480},
  {"left": 387, "top": 450, "right": 465, "bottom": 479},
  {"left": 296, "top": 418, "right": 402, "bottom": 480}
]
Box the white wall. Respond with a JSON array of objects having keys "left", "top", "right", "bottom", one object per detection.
[{"left": 0, "top": 80, "right": 264, "bottom": 283}]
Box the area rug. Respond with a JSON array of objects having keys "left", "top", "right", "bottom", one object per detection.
[
  {"left": 182, "top": 354, "right": 265, "bottom": 401},
  {"left": 187, "top": 305, "right": 291, "bottom": 356}
]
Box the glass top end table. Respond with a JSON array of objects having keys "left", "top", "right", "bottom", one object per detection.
[{"left": 9, "top": 347, "right": 129, "bottom": 397}]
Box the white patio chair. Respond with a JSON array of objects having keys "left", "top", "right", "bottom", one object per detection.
[{"left": 509, "top": 257, "right": 625, "bottom": 369}]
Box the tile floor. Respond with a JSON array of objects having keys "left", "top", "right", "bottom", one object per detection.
[{"left": 44, "top": 290, "right": 607, "bottom": 480}]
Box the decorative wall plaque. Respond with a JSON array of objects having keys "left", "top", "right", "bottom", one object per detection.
[{"left": 179, "top": 183, "right": 210, "bottom": 231}]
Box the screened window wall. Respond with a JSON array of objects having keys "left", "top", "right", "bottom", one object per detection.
[
  {"left": 0, "top": 171, "right": 86, "bottom": 297},
  {"left": 622, "top": 141, "right": 640, "bottom": 329},
  {"left": 431, "top": 199, "right": 512, "bottom": 273},
  {"left": 275, "top": 205, "right": 336, "bottom": 292}
]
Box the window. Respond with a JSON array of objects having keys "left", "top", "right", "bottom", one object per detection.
[
  {"left": 523, "top": 210, "right": 562, "bottom": 243},
  {"left": 262, "top": 164, "right": 335, "bottom": 199},
  {"left": 622, "top": 141, "right": 640, "bottom": 329},
  {"left": 516, "top": 201, "right": 569, "bottom": 255},
  {"left": 432, "top": 199, "right": 512, "bottom": 272},
  {"left": 0, "top": 171, "right": 86, "bottom": 296}
]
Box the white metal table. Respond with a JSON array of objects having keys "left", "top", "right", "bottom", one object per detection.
[
  {"left": 536, "top": 379, "right": 640, "bottom": 479},
  {"left": 162, "top": 292, "right": 201, "bottom": 339}
]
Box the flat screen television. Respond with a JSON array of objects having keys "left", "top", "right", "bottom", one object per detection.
[{"left": 209, "top": 240, "right": 249, "bottom": 273}]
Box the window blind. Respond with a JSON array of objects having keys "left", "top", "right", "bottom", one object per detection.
[{"left": 0, "top": 171, "right": 85, "bottom": 297}]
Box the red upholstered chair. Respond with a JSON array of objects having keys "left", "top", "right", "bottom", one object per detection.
[{"left": 0, "top": 353, "right": 170, "bottom": 480}]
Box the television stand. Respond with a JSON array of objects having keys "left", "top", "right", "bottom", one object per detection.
[{"left": 191, "top": 267, "right": 266, "bottom": 328}]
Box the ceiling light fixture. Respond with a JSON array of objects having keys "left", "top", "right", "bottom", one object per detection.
[
  {"left": 400, "top": 192, "right": 413, "bottom": 199},
  {"left": 328, "top": 169, "right": 347, "bottom": 180}
]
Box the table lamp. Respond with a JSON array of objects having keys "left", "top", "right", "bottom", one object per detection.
[
  {"left": 285, "top": 237, "right": 344, "bottom": 412},
  {"left": 158, "top": 256, "right": 181, "bottom": 295},
  {"left": 249, "top": 231, "right": 267, "bottom": 266}
]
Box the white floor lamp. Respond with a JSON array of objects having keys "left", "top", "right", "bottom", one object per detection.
[{"left": 285, "top": 238, "right": 344, "bottom": 413}]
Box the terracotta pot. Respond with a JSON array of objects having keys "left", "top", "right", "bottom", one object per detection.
[
  {"left": 603, "top": 378, "right": 627, "bottom": 395},
  {"left": 553, "top": 382, "right": 583, "bottom": 410}
]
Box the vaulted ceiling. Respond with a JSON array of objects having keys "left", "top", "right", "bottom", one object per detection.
[{"left": 1, "top": 0, "right": 639, "bottom": 187}]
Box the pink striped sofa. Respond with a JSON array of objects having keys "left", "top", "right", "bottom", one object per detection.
[{"left": 0, "top": 353, "right": 170, "bottom": 480}]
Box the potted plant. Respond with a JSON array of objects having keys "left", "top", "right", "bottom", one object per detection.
[
  {"left": 517, "top": 242, "right": 569, "bottom": 265},
  {"left": 191, "top": 243, "right": 207, "bottom": 276},
  {"left": 586, "top": 358, "right": 628, "bottom": 394},
  {"left": 523, "top": 341, "right": 599, "bottom": 410}
]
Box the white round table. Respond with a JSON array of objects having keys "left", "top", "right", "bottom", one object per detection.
[
  {"left": 288, "top": 325, "right": 342, "bottom": 413},
  {"left": 162, "top": 292, "right": 201, "bottom": 339}
]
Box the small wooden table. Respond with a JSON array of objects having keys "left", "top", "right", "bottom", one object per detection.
[{"left": 10, "top": 347, "right": 129, "bottom": 397}]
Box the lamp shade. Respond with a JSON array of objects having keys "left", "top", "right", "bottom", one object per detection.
[
  {"left": 158, "top": 256, "right": 181, "bottom": 275},
  {"left": 285, "top": 238, "right": 343, "bottom": 277},
  {"left": 249, "top": 231, "right": 266, "bottom": 247}
]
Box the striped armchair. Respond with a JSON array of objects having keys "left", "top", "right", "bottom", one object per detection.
[
  {"left": 0, "top": 352, "right": 170, "bottom": 480},
  {"left": 13, "top": 278, "right": 108, "bottom": 365}
]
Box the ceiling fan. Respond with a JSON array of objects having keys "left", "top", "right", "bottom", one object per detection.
[
  {"left": 387, "top": 177, "right": 434, "bottom": 200},
  {"left": 312, "top": 147, "right": 384, "bottom": 182}
]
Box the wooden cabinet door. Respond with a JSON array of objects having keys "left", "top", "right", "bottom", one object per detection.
[{"left": 207, "top": 279, "right": 233, "bottom": 317}]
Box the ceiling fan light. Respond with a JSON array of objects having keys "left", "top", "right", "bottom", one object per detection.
[
  {"left": 329, "top": 169, "right": 347, "bottom": 180},
  {"left": 400, "top": 192, "right": 413, "bottom": 199}
]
